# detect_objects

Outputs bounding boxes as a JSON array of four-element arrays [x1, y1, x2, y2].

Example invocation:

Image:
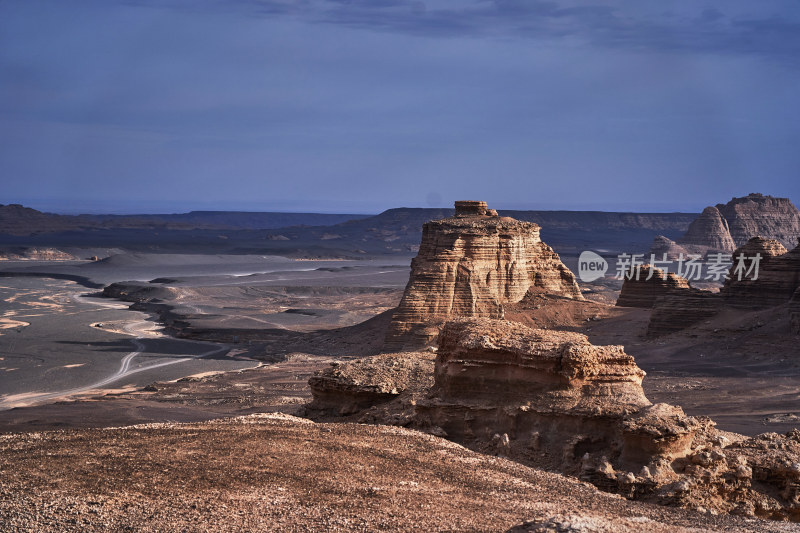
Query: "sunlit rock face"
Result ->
[[415, 318, 695, 472], [428, 318, 649, 413], [384, 201, 582, 351]]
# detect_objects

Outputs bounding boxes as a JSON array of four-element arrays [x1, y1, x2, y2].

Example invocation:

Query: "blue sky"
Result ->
[[1, 0, 799, 214]]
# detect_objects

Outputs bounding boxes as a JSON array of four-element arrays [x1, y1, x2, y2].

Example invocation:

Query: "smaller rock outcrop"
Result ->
[[430, 318, 649, 412], [645, 292, 722, 338], [415, 318, 665, 472], [647, 236, 689, 261], [679, 206, 736, 253], [627, 237, 800, 336], [615, 265, 692, 308], [723, 237, 798, 309], [307, 353, 434, 416], [619, 403, 703, 467], [311, 318, 800, 520]]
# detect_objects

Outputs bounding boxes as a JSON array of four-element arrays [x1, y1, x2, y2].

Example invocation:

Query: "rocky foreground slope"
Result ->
[[1, 413, 793, 533], [385, 201, 582, 350], [311, 317, 800, 522]]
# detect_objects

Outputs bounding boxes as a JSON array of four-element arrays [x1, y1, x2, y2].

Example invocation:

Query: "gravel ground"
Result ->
[[1, 413, 796, 533]]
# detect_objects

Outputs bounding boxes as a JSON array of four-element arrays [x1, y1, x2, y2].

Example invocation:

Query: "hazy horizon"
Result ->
[[5, 194, 786, 216]]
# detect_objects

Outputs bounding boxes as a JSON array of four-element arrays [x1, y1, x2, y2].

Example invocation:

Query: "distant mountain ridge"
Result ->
[[0, 203, 698, 257], [0, 204, 371, 236]]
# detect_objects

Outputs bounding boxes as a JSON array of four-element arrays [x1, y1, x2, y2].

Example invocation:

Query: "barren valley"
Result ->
[[1, 196, 800, 531]]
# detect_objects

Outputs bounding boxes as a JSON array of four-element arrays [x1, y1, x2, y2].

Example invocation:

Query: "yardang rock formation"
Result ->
[[650, 193, 800, 257], [312, 317, 800, 520], [384, 201, 582, 350], [619, 237, 800, 336]]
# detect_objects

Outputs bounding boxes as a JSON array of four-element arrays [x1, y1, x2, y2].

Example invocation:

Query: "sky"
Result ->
[[1, 0, 799, 214]]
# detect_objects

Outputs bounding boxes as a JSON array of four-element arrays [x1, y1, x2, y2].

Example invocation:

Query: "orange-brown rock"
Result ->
[[429, 318, 648, 412], [384, 201, 582, 350], [313, 317, 800, 520], [636, 237, 800, 336], [616, 265, 692, 308], [619, 403, 703, 467], [415, 318, 660, 471]]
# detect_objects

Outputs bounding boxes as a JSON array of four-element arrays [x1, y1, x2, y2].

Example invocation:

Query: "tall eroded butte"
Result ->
[[384, 201, 582, 350]]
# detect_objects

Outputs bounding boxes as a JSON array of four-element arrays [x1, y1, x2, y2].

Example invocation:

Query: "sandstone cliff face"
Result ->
[[616, 265, 692, 308], [384, 201, 582, 350], [419, 318, 800, 520], [415, 318, 669, 471], [679, 206, 736, 253], [674, 194, 800, 254], [723, 237, 799, 309], [430, 318, 649, 413], [719, 193, 800, 249], [613, 265, 722, 338], [632, 237, 800, 336]]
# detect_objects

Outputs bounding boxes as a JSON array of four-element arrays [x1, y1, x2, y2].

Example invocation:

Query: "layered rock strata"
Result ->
[[311, 317, 800, 519], [623, 237, 800, 336], [645, 292, 722, 337], [415, 318, 672, 470], [307, 352, 434, 416], [684, 194, 800, 253], [723, 237, 799, 309], [649, 194, 800, 258], [418, 318, 800, 519], [719, 193, 800, 249], [384, 201, 582, 350], [615, 265, 723, 336], [615, 265, 692, 308], [679, 206, 736, 253]]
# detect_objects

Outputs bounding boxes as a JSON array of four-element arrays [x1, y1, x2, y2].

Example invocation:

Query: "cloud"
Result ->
[[123, 0, 800, 60]]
